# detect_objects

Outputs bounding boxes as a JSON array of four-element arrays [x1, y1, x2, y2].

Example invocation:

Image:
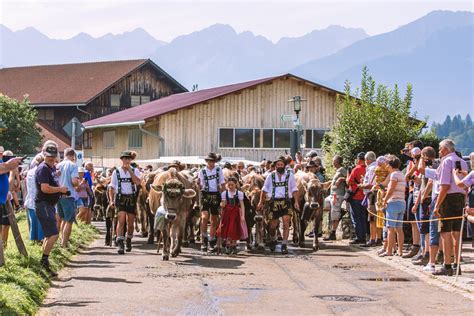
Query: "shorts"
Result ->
[[0, 203, 10, 225], [201, 192, 221, 216], [115, 194, 137, 214], [406, 192, 415, 221], [77, 197, 89, 208], [35, 200, 59, 237], [386, 200, 406, 228], [418, 199, 431, 235], [439, 193, 465, 233], [57, 197, 77, 223], [330, 195, 344, 221], [265, 199, 290, 221], [367, 191, 376, 221]]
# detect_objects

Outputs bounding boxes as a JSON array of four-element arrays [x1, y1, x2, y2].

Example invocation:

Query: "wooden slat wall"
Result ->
[[158, 77, 336, 161]]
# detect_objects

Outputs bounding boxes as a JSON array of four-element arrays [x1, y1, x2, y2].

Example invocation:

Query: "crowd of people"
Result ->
[[0, 137, 473, 279]]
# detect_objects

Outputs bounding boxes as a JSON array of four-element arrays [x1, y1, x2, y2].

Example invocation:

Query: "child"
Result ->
[[76, 167, 92, 223], [217, 177, 246, 254]]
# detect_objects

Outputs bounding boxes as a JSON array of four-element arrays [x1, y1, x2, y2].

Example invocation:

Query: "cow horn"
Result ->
[[183, 189, 196, 199]]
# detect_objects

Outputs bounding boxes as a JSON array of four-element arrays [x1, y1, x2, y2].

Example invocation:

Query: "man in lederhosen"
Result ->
[[108, 151, 141, 254], [198, 152, 225, 252], [257, 156, 299, 254]]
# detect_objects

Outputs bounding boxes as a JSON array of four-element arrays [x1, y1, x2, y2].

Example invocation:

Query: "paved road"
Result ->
[[40, 223, 474, 315]]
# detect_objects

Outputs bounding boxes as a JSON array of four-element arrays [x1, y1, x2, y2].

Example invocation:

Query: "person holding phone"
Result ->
[[35, 142, 69, 276], [431, 139, 468, 276]]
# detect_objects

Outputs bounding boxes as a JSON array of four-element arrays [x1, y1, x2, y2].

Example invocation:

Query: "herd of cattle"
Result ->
[[92, 167, 334, 261]]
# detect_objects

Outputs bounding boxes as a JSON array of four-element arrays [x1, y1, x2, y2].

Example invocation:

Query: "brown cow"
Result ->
[[299, 178, 325, 251], [151, 177, 196, 260]]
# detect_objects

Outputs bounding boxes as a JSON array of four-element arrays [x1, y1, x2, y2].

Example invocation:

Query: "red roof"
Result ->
[[0, 59, 186, 105], [36, 121, 71, 152], [84, 74, 340, 128]]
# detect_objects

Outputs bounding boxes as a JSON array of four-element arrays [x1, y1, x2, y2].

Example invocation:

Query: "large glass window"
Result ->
[[305, 129, 313, 149], [235, 129, 253, 148], [219, 128, 233, 147], [313, 130, 326, 148], [274, 129, 291, 148], [262, 129, 273, 148], [83, 131, 92, 149]]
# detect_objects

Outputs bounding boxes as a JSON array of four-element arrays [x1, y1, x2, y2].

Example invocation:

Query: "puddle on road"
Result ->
[[332, 263, 367, 270], [313, 295, 376, 302], [359, 277, 418, 282], [147, 271, 255, 279]]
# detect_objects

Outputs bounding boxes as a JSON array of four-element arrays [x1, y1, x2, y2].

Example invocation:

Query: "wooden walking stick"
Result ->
[[0, 235, 5, 266], [455, 214, 465, 281], [6, 200, 28, 257]]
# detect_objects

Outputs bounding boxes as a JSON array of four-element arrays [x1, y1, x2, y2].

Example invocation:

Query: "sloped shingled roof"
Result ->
[[0, 59, 186, 105], [84, 74, 341, 128]]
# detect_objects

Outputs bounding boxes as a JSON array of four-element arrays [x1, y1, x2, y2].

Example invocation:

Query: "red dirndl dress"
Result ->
[[217, 190, 242, 241]]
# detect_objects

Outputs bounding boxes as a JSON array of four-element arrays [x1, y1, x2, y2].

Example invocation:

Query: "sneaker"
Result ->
[[41, 260, 58, 277], [413, 255, 429, 266], [402, 245, 420, 259], [323, 232, 336, 241], [126, 238, 132, 252], [453, 264, 462, 276], [432, 267, 454, 276], [281, 244, 288, 255], [376, 248, 387, 255], [423, 264, 436, 273], [411, 253, 424, 261], [360, 240, 376, 248]]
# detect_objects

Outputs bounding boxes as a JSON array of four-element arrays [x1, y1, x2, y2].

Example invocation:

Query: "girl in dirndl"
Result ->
[[217, 177, 247, 255]]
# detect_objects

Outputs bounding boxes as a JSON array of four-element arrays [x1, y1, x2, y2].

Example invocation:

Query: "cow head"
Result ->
[[151, 179, 196, 221], [305, 179, 322, 209]]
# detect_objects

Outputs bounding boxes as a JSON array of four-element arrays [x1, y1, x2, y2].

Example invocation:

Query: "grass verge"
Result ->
[[0, 211, 99, 315]]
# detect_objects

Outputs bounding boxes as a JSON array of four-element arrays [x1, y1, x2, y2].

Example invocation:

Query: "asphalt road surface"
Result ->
[[40, 222, 474, 315]]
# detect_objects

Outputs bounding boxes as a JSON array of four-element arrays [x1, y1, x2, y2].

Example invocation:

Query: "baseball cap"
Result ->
[[44, 145, 58, 157], [357, 152, 366, 160]]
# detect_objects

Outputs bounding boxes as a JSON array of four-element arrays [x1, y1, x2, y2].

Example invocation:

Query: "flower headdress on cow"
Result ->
[[163, 179, 185, 198]]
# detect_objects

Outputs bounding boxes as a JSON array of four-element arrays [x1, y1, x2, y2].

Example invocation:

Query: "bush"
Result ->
[[0, 212, 98, 315]]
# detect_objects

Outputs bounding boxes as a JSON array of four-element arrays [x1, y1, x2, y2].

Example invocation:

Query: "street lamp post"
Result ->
[[288, 96, 306, 160]]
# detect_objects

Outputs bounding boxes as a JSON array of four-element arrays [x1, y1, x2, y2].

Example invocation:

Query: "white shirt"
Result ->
[[425, 167, 440, 197], [109, 167, 141, 195], [363, 161, 377, 194], [263, 171, 298, 200], [221, 189, 244, 202], [25, 167, 38, 209], [198, 166, 225, 192]]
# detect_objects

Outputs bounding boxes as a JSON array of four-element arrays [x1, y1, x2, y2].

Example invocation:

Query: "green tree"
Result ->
[[0, 94, 41, 154], [322, 67, 425, 171]]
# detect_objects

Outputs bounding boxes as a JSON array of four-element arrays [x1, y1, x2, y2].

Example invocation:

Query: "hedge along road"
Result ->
[[39, 222, 474, 315]]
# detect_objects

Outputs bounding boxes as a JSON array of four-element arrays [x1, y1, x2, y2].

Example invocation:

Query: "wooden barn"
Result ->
[[83, 74, 342, 167], [0, 59, 187, 149]]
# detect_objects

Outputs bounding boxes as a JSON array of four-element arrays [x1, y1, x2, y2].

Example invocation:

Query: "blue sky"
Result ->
[[1, 1, 472, 42]]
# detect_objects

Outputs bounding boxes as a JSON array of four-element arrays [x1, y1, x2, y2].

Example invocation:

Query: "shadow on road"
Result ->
[[178, 255, 245, 269], [71, 276, 142, 284], [41, 300, 99, 308]]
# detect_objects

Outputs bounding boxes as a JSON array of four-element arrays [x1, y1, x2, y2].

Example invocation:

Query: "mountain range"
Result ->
[[0, 10, 472, 122]]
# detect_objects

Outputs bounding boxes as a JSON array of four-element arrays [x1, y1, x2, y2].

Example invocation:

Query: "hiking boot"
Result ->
[[281, 244, 288, 255], [126, 238, 132, 252], [436, 251, 444, 264], [41, 259, 58, 277], [323, 231, 336, 241], [402, 245, 420, 259], [209, 239, 218, 253], [201, 237, 208, 252], [432, 266, 453, 276], [117, 239, 125, 255]]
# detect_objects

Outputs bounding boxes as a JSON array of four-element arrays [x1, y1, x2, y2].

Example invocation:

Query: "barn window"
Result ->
[[262, 129, 273, 148], [312, 129, 326, 148], [128, 129, 142, 148], [219, 128, 233, 147], [103, 131, 115, 149], [141, 95, 150, 104], [37, 109, 54, 120], [131, 95, 141, 107], [110, 94, 120, 107], [234, 129, 254, 148], [83, 130, 92, 149], [305, 129, 313, 149], [274, 129, 291, 148]]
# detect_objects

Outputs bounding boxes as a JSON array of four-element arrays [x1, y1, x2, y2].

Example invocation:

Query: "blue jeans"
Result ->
[[386, 200, 405, 228], [28, 208, 44, 241], [429, 196, 439, 246], [349, 200, 367, 241]]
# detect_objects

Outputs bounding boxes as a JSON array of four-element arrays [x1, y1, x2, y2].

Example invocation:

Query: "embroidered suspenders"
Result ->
[[271, 170, 291, 199], [225, 190, 240, 206], [202, 167, 221, 192], [116, 167, 136, 196]]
